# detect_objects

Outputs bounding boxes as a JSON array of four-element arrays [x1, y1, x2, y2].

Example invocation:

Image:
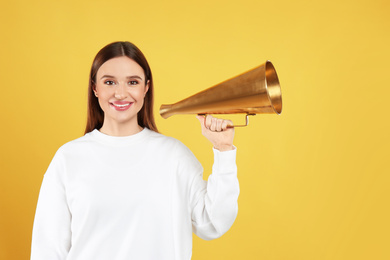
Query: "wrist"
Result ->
[[214, 144, 234, 151]]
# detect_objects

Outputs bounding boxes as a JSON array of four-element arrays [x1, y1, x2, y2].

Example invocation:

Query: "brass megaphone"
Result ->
[[159, 61, 282, 126]]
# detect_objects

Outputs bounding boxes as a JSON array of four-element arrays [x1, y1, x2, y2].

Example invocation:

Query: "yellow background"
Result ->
[[1, 0, 389, 259]]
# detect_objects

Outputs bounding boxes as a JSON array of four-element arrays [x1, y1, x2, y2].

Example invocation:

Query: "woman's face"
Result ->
[[94, 56, 149, 129]]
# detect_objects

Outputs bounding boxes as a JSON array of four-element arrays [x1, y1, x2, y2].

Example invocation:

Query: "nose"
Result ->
[[114, 82, 127, 99]]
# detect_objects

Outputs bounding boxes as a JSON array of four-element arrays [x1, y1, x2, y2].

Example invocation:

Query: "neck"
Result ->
[[99, 121, 143, 137]]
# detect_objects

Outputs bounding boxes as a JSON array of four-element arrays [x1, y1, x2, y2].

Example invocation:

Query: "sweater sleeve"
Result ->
[[31, 150, 71, 260], [190, 147, 239, 240]]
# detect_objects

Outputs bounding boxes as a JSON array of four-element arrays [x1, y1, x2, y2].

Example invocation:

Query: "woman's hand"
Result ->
[[196, 115, 235, 151]]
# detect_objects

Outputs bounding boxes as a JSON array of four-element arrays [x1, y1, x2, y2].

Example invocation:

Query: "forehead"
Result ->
[[97, 56, 145, 78]]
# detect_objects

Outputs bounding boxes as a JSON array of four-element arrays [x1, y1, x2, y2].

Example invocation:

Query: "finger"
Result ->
[[210, 117, 217, 131], [196, 115, 206, 128], [216, 118, 223, 132], [205, 115, 213, 130], [222, 119, 233, 130]]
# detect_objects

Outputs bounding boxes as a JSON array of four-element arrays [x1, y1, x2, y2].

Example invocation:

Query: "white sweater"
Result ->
[[31, 128, 239, 260]]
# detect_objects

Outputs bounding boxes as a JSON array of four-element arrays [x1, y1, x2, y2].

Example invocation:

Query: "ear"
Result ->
[[144, 80, 150, 96], [92, 85, 98, 97]]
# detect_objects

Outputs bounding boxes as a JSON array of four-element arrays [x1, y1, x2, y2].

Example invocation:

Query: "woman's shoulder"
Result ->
[[53, 128, 192, 157], [145, 129, 198, 159], [144, 129, 188, 150], [53, 132, 97, 156]]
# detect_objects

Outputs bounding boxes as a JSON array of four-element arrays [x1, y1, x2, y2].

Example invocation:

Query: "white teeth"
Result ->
[[113, 103, 130, 107]]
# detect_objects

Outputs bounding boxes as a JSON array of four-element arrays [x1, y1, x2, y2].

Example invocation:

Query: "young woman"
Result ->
[[31, 41, 239, 260]]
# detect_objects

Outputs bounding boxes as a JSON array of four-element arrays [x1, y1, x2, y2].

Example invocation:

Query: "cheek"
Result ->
[[96, 97, 108, 112], [96, 86, 112, 100], [134, 87, 147, 100], [95, 90, 112, 110]]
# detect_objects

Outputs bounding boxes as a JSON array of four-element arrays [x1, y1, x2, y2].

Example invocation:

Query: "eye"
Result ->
[[104, 80, 116, 86], [128, 80, 139, 86]]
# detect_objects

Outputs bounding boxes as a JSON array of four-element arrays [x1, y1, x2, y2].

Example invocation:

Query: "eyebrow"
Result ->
[[100, 75, 144, 80]]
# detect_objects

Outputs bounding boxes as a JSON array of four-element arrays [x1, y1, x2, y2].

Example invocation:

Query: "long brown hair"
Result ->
[[85, 41, 158, 134]]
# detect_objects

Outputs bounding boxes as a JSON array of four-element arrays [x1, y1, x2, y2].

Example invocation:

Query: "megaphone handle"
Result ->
[[198, 113, 255, 128], [226, 113, 256, 128]]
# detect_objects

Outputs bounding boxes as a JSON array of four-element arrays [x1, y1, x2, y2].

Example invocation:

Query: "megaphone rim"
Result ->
[[265, 60, 283, 115]]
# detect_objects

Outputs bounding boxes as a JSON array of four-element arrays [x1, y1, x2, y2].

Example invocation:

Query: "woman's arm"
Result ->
[[190, 115, 239, 240], [31, 151, 71, 260]]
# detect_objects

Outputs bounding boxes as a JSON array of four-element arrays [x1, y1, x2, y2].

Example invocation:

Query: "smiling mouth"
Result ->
[[112, 103, 131, 107], [111, 102, 133, 110]]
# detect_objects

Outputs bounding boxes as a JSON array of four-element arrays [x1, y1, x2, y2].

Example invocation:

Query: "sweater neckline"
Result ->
[[88, 128, 150, 146]]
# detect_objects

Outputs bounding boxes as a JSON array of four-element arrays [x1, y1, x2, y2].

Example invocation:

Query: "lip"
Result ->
[[110, 101, 133, 111]]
